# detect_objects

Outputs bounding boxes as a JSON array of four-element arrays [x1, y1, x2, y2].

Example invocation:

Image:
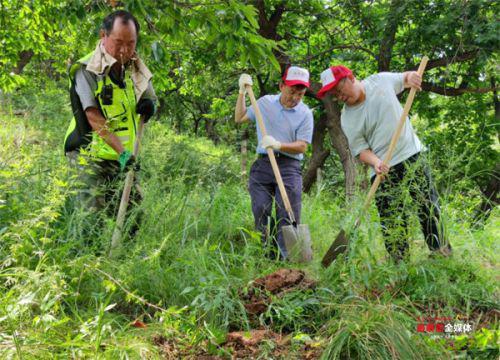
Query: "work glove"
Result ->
[[118, 150, 136, 172], [261, 135, 281, 150], [239, 74, 253, 94], [136, 98, 156, 123]]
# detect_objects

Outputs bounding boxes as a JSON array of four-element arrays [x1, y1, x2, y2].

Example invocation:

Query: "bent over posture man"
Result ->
[[317, 65, 452, 262], [64, 10, 156, 211], [235, 67, 314, 259]]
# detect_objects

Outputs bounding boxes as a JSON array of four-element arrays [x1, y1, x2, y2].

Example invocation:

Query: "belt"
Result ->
[[258, 152, 297, 160]]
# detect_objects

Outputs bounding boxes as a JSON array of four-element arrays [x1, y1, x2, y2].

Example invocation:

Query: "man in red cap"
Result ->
[[235, 66, 314, 260], [317, 65, 451, 261]]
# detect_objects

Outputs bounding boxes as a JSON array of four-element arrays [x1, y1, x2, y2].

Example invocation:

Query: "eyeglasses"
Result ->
[[331, 78, 349, 99]]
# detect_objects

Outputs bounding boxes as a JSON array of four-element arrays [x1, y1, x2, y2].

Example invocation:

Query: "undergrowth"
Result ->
[[0, 85, 498, 359]]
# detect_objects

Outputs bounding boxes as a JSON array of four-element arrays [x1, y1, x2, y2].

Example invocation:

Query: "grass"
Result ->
[[0, 85, 498, 358]]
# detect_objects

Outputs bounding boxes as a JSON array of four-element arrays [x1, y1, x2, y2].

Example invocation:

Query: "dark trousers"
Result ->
[[248, 155, 302, 259], [67, 151, 142, 236], [67, 151, 138, 212], [372, 153, 450, 260]]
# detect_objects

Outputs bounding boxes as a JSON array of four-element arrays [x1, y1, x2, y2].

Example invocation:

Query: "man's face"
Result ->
[[101, 18, 137, 65], [329, 76, 359, 105], [279, 83, 307, 108]]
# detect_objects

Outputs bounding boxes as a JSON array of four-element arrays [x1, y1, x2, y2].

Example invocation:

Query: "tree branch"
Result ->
[[256, 0, 285, 40], [422, 82, 496, 96], [411, 50, 479, 71], [296, 44, 377, 64], [378, 0, 405, 72]]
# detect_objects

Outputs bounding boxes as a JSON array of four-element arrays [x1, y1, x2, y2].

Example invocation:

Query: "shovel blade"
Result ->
[[282, 224, 312, 263], [321, 229, 349, 268]]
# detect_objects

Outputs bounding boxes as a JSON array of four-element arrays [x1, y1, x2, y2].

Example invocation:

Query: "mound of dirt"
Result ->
[[224, 329, 321, 359], [225, 329, 286, 357], [152, 269, 321, 359], [152, 330, 321, 359], [241, 268, 317, 316]]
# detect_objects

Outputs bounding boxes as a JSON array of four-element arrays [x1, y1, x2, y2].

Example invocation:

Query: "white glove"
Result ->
[[261, 135, 281, 150], [239, 73, 253, 94]]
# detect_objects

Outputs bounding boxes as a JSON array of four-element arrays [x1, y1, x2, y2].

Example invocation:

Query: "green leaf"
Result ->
[[240, 5, 259, 29]]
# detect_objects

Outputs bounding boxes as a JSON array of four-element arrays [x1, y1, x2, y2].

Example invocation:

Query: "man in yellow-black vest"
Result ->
[[64, 10, 156, 210]]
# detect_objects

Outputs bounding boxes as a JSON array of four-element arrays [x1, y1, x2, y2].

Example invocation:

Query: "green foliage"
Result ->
[[0, 85, 498, 358], [321, 299, 441, 359], [262, 288, 323, 333]]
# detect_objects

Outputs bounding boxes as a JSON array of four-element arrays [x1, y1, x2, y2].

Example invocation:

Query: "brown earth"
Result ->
[[241, 268, 317, 317], [153, 330, 322, 359], [152, 269, 321, 359]]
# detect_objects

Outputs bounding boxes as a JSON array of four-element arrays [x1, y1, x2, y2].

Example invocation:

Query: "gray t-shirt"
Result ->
[[341, 72, 422, 175], [246, 94, 314, 161], [74, 67, 157, 111]]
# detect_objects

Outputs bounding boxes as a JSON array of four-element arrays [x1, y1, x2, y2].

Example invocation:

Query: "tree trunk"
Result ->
[[204, 119, 219, 144], [322, 97, 357, 199], [193, 117, 200, 136], [14, 50, 34, 74], [377, 0, 404, 72], [303, 113, 330, 193], [473, 80, 500, 227], [473, 162, 500, 227], [254, 1, 357, 198]]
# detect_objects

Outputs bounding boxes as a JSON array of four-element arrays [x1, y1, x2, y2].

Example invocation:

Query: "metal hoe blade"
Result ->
[[321, 229, 349, 268], [283, 224, 312, 263]]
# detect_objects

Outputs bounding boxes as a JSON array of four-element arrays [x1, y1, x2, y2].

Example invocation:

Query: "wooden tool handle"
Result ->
[[362, 57, 429, 212], [132, 117, 145, 157], [246, 86, 296, 224], [109, 116, 145, 257]]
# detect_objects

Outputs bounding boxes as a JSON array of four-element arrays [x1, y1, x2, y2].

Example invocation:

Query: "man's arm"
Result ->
[[86, 107, 125, 154], [235, 74, 253, 123], [142, 80, 158, 102], [359, 149, 389, 175], [402, 71, 422, 90], [235, 92, 249, 123], [280, 140, 307, 154], [287, 109, 313, 154]]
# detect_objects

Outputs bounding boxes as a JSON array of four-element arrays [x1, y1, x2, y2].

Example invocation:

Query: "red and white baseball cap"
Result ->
[[282, 66, 310, 88], [316, 65, 353, 99]]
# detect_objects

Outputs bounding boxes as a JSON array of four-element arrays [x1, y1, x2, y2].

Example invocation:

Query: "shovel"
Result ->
[[246, 85, 312, 263], [321, 56, 429, 268], [109, 115, 145, 258]]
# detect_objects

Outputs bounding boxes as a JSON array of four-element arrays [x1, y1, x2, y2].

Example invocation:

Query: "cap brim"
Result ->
[[283, 80, 310, 88], [316, 81, 338, 99]]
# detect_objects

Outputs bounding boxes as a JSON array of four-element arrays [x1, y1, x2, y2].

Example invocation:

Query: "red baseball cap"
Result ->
[[282, 66, 310, 88], [316, 65, 353, 99]]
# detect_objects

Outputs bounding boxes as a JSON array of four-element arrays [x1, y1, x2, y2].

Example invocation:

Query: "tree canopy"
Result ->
[[1, 0, 498, 209]]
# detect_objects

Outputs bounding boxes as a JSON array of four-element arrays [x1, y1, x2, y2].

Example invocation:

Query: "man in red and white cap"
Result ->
[[317, 65, 451, 261], [235, 66, 314, 260]]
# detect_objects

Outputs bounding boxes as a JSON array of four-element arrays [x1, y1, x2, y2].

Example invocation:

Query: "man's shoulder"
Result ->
[[298, 101, 313, 117], [73, 65, 97, 83], [364, 73, 383, 86], [259, 94, 279, 103], [69, 51, 96, 76], [366, 72, 401, 86]]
